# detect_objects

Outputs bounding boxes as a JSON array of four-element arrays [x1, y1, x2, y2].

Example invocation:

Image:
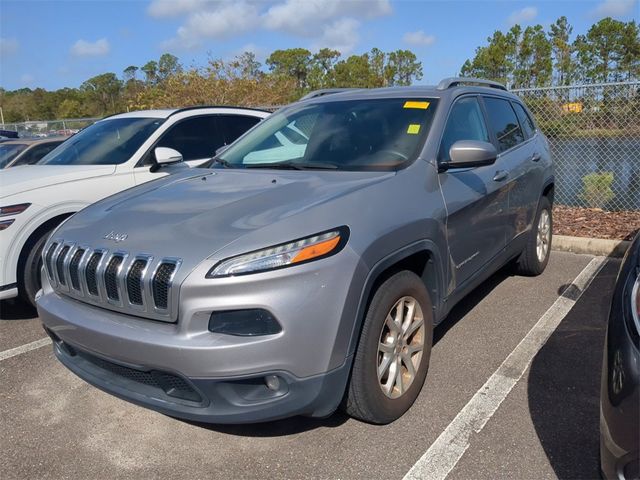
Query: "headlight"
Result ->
[[207, 227, 348, 278], [0, 203, 31, 217], [0, 219, 15, 231]]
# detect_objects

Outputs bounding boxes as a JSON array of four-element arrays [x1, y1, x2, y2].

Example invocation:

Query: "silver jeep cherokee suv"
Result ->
[[38, 78, 554, 424]]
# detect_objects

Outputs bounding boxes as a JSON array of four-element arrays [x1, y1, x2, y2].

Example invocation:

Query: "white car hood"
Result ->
[[0, 165, 116, 199]]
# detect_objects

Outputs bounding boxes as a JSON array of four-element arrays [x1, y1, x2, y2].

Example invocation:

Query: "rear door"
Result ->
[[481, 96, 534, 243], [438, 95, 510, 289]]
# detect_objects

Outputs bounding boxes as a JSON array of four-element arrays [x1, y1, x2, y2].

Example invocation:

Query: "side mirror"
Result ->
[[445, 140, 497, 169], [215, 144, 229, 156], [155, 147, 183, 165]]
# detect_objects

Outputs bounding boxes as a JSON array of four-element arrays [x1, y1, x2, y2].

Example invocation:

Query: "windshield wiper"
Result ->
[[244, 161, 338, 170], [211, 157, 232, 168]]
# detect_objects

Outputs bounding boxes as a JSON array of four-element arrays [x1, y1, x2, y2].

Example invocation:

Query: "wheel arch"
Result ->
[[346, 240, 446, 359]]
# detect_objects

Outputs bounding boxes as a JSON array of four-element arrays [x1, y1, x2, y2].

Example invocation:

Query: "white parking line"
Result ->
[[0, 337, 52, 362], [403, 256, 606, 480]]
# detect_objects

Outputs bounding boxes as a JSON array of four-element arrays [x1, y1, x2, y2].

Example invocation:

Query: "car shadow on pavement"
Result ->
[[527, 258, 619, 479], [434, 266, 513, 345], [0, 298, 37, 320], [186, 411, 350, 437]]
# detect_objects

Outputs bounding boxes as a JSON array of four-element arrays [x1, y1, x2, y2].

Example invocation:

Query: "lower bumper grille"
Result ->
[[68, 344, 201, 403]]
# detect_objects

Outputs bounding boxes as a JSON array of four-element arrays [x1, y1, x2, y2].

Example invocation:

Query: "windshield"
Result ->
[[39, 117, 164, 165], [213, 98, 438, 171], [0, 144, 28, 169]]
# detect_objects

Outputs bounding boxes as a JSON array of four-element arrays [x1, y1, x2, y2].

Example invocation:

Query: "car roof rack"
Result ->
[[299, 88, 363, 101], [436, 77, 508, 91]]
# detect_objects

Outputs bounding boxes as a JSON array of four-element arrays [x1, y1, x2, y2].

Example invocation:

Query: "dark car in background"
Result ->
[[601, 232, 640, 479], [0, 137, 68, 169]]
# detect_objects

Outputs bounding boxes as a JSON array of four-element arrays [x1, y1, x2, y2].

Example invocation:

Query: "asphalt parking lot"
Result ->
[[0, 251, 619, 479]]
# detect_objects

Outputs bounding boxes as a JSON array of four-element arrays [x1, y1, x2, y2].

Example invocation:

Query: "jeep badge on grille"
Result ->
[[103, 231, 128, 243]]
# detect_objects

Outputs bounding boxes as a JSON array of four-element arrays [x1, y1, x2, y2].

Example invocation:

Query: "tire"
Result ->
[[343, 270, 433, 424], [515, 196, 552, 276], [18, 228, 53, 309]]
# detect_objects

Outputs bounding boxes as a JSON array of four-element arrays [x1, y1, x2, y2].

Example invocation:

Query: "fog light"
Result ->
[[265, 375, 280, 391], [208, 309, 282, 336]]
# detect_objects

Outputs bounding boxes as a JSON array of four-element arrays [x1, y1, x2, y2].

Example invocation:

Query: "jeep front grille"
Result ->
[[44, 240, 181, 322]]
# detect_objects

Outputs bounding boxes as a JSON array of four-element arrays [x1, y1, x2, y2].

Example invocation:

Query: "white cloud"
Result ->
[[162, 1, 260, 50], [507, 6, 538, 26], [20, 73, 35, 85], [312, 18, 360, 54], [156, 0, 393, 52], [70, 38, 110, 57], [147, 0, 207, 18], [264, 0, 391, 36], [0, 37, 19, 56], [403, 30, 436, 47], [590, 0, 637, 18]]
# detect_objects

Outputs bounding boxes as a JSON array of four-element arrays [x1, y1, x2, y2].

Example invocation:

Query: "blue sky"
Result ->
[[1, 0, 638, 90]]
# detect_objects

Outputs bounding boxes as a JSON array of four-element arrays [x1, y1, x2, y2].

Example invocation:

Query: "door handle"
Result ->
[[493, 170, 509, 182], [531, 153, 541, 162]]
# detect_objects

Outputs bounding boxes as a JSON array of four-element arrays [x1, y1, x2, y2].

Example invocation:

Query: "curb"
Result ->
[[552, 234, 630, 258]]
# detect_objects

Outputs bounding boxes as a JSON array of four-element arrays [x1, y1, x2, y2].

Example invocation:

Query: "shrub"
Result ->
[[579, 172, 615, 208]]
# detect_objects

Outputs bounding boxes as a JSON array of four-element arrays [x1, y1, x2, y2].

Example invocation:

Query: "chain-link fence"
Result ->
[[512, 81, 640, 212], [0, 118, 99, 138]]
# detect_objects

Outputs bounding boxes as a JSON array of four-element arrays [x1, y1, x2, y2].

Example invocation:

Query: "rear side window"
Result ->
[[218, 115, 261, 145], [156, 116, 225, 161], [438, 97, 490, 162], [483, 97, 525, 152], [512, 102, 536, 138]]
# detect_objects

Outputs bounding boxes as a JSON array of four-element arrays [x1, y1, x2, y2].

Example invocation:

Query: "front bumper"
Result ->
[[45, 327, 350, 423], [37, 246, 365, 422]]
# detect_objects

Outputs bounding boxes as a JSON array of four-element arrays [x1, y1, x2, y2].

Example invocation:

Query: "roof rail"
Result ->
[[437, 77, 507, 91], [299, 88, 362, 101], [168, 105, 272, 116]]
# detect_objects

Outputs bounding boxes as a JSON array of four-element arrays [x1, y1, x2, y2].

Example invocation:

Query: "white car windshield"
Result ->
[[39, 117, 164, 165]]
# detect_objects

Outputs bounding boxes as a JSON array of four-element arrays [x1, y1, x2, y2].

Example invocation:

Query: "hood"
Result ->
[[55, 168, 394, 271], [0, 164, 115, 199]]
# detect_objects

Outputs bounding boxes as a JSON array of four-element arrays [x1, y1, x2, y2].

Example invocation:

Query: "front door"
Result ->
[[437, 96, 510, 290]]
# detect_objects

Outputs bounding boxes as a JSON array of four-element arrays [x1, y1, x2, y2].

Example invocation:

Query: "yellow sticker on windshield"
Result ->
[[404, 101, 430, 109], [407, 124, 421, 134]]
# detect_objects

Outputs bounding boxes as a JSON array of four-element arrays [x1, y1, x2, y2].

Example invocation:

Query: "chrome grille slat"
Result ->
[[152, 262, 177, 310], [44, 239, 180, 323], [126, 258, 148, 306], [85, 251, 103, 296], [68, 248, 86, 291], [104, 255, 124, 301], [55, 245, 70, 287]]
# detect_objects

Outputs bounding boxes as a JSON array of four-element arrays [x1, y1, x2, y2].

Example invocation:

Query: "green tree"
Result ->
[[333, 53, 373, 88], [158, 53, 182, 81], [307, 48, 341, 89], [141, 60, 158, 84], [266, 48, 313, 89], [514, 25, 552, 88], [81, 72, 122, 114], [123, 65, 138, 82], [385, 49, 423, 86], [574, 18, 640, 83], [549, 16, 575, 85], [57, 98, 83, 119]]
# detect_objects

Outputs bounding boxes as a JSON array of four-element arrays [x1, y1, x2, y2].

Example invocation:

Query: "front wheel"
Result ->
[[515, 196, 552, 276], [342, 270, 433, 424], [18, 228, 53, 309]]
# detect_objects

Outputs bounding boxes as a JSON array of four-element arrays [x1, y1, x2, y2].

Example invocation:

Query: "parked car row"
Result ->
[[1, 78, 637, 477]]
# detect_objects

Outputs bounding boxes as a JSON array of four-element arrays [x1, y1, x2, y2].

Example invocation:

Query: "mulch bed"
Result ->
[[553, 205, 640, 241]]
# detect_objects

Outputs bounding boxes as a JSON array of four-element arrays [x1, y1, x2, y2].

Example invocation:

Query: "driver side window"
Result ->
[[438, 97, 489, 162]]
